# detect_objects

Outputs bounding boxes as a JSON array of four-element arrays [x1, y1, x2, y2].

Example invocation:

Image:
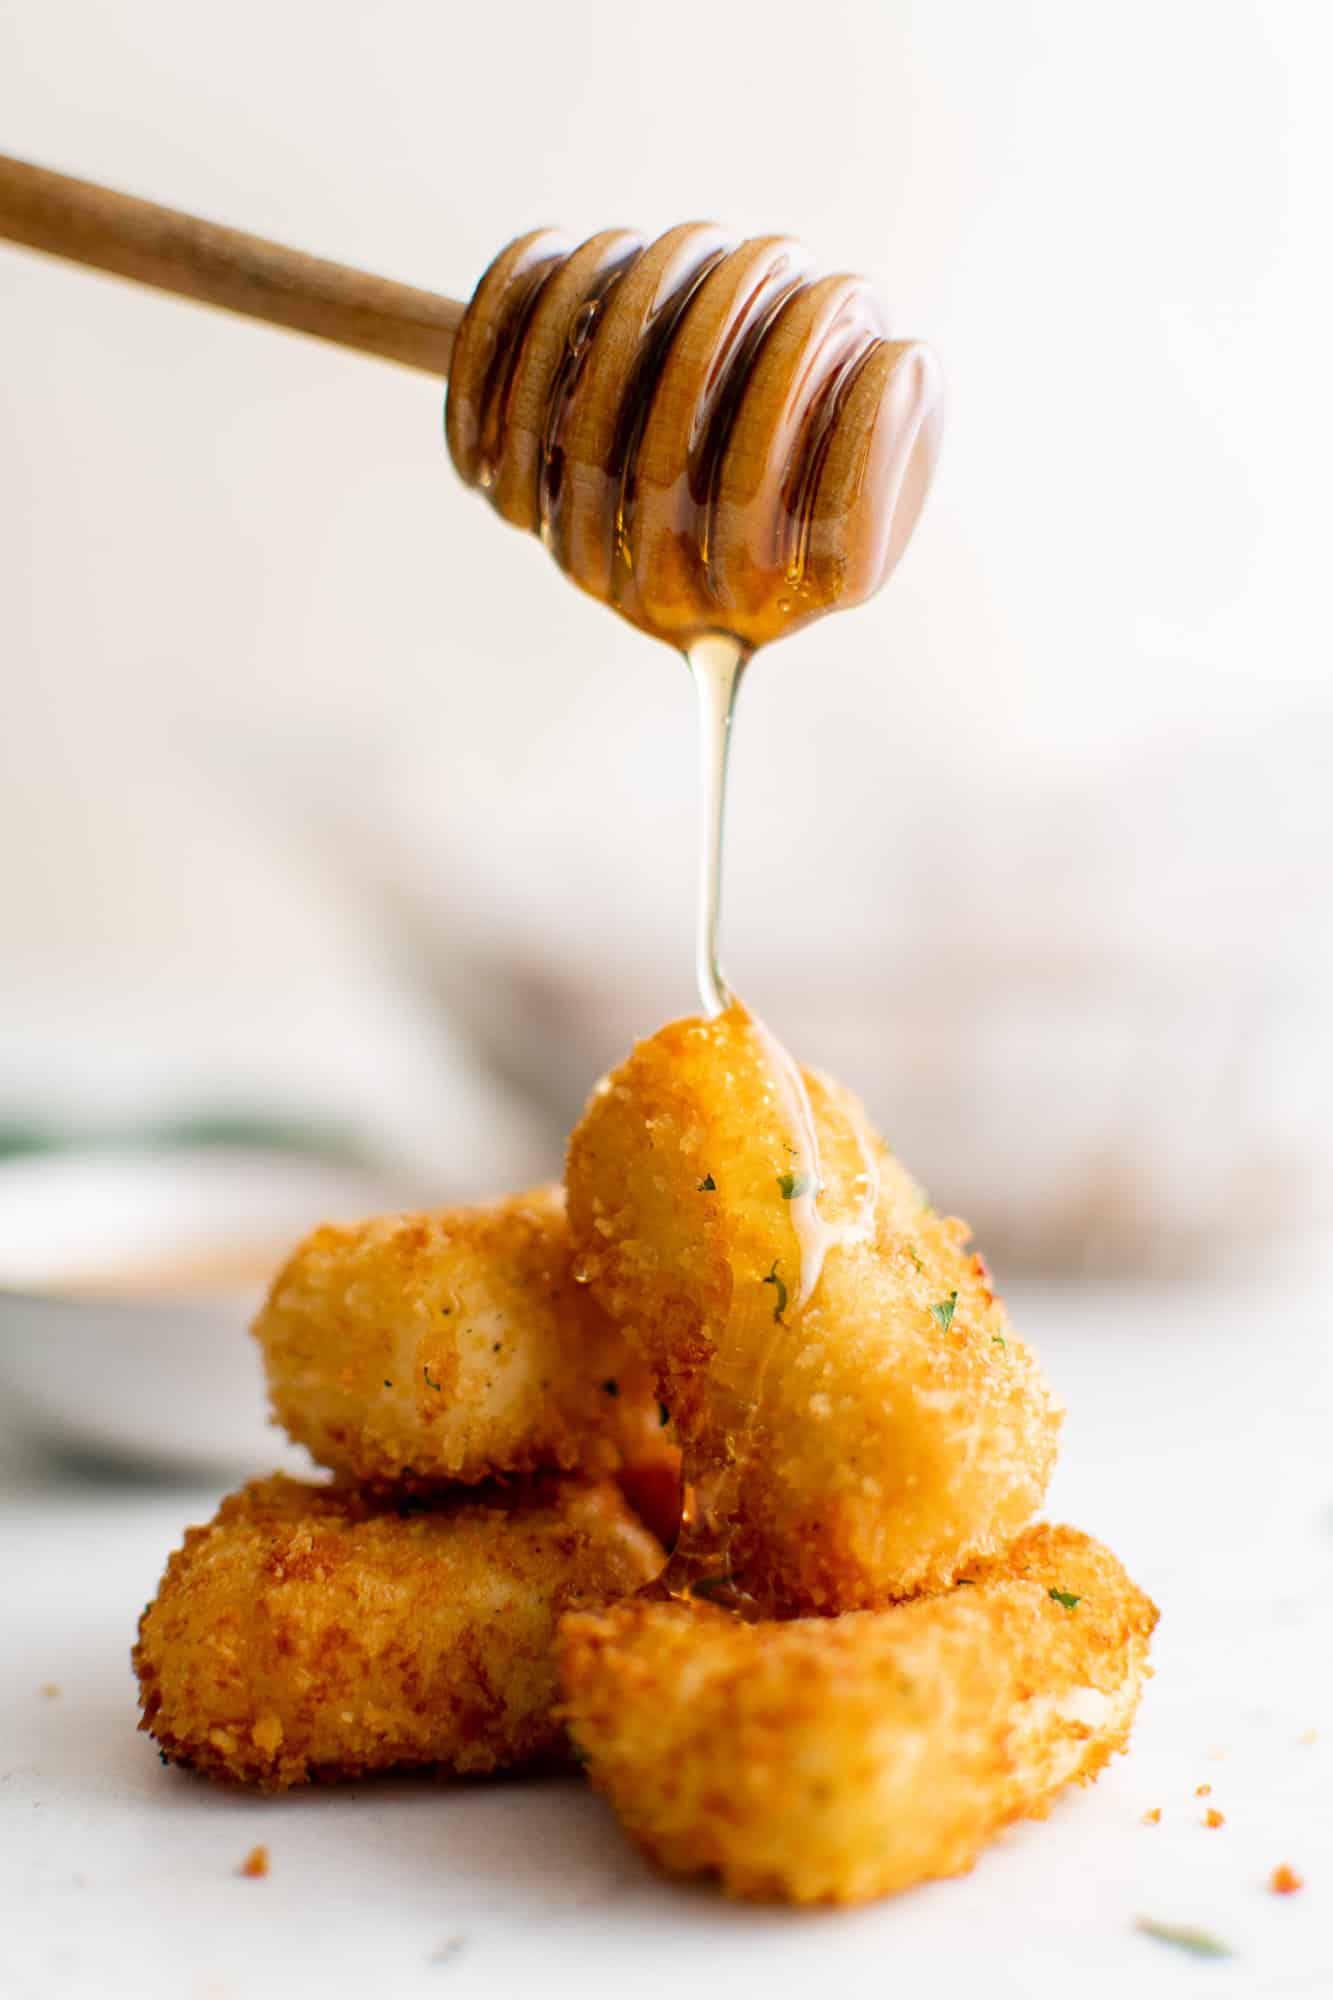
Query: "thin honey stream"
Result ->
[[657, 641, 883, 1609], [686, 634, 746, 1020]]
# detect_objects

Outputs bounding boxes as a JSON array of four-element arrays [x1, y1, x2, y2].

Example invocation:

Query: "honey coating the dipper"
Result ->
[[446, 225, 942, 653]]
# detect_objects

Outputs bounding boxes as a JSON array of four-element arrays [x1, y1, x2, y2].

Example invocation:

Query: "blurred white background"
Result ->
[[2, 0, 1329, 1273]]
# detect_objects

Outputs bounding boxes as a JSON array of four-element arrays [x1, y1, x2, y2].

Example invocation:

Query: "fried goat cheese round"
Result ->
[[565, 1008, 1062, 1613], [559, 1523, 1157, 1905], [254, 1187, 654, 1487], [134, 1474, 664, 1788]]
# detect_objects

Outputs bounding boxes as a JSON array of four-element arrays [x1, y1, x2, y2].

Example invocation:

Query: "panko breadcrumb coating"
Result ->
[[135, 1474, 663, 1788], [566, 1008, 1061, 1612], [559, 1523, 1157, 1905], [254, 1186, 655, 1487]]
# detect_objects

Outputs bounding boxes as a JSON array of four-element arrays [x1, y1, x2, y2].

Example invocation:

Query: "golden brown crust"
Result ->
[[134, 1474, 663, 1788], [558, 1523, 1158, 1905], [253, 1186, 655, 1488], [566, 1010, 1062, 1612]]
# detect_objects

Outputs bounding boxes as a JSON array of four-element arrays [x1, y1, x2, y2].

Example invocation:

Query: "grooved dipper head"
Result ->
[[447, 224, 942, 653]]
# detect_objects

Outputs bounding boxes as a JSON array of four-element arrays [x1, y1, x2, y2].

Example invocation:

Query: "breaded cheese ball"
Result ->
[[566, 1008, 1061, 1613], [135, 1474, 663, 1788], [254, 1186, 654, 1487], [559, 1523, 1157, 1905]]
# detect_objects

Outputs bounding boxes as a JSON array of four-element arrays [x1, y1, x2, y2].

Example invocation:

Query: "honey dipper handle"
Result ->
[[0, 153, 466, 375]]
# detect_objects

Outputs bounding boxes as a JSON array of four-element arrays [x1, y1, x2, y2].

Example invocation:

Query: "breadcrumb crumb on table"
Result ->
[[39, 1683, 60, 1698], [1142, 1807, 1161, 1824], [1270, 1864, 1304, 1894], [238, 1845, 269, 1879], [1203, 1807, 1225, 1828]]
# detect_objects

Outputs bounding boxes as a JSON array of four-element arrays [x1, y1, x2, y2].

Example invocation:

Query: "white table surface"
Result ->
[[2, 1275, 1330, 2000]]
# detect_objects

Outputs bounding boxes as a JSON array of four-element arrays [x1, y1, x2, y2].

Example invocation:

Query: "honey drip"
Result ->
[[654, 657, 884, 1604], [661, 578, 886, 1609], [447, 226, 940, 1604], [687, 635, 747, 1020], [657, 998, 883, 1610], [748, 1012, 881, 1310], [686, 641, 879, 1305]]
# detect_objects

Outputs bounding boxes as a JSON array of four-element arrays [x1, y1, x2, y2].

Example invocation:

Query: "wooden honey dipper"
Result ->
[[1, 155, 942, 653]]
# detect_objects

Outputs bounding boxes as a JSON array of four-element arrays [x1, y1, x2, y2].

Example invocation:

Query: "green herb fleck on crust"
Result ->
[[601, 1378, 619, 1397], [763, 1260, 788, 1325], [777, 1171, 814, 1201], [930, 1291, 958, 1332], [423, 1365, 443, 1393], [1048, 1587, 1081, 1611], [658, 1401, 670, 1427], [697, 1174, 716, 1192]]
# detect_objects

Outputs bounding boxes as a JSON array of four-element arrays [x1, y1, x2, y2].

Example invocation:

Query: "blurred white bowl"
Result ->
[[0, 1145, 400, 1477]]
